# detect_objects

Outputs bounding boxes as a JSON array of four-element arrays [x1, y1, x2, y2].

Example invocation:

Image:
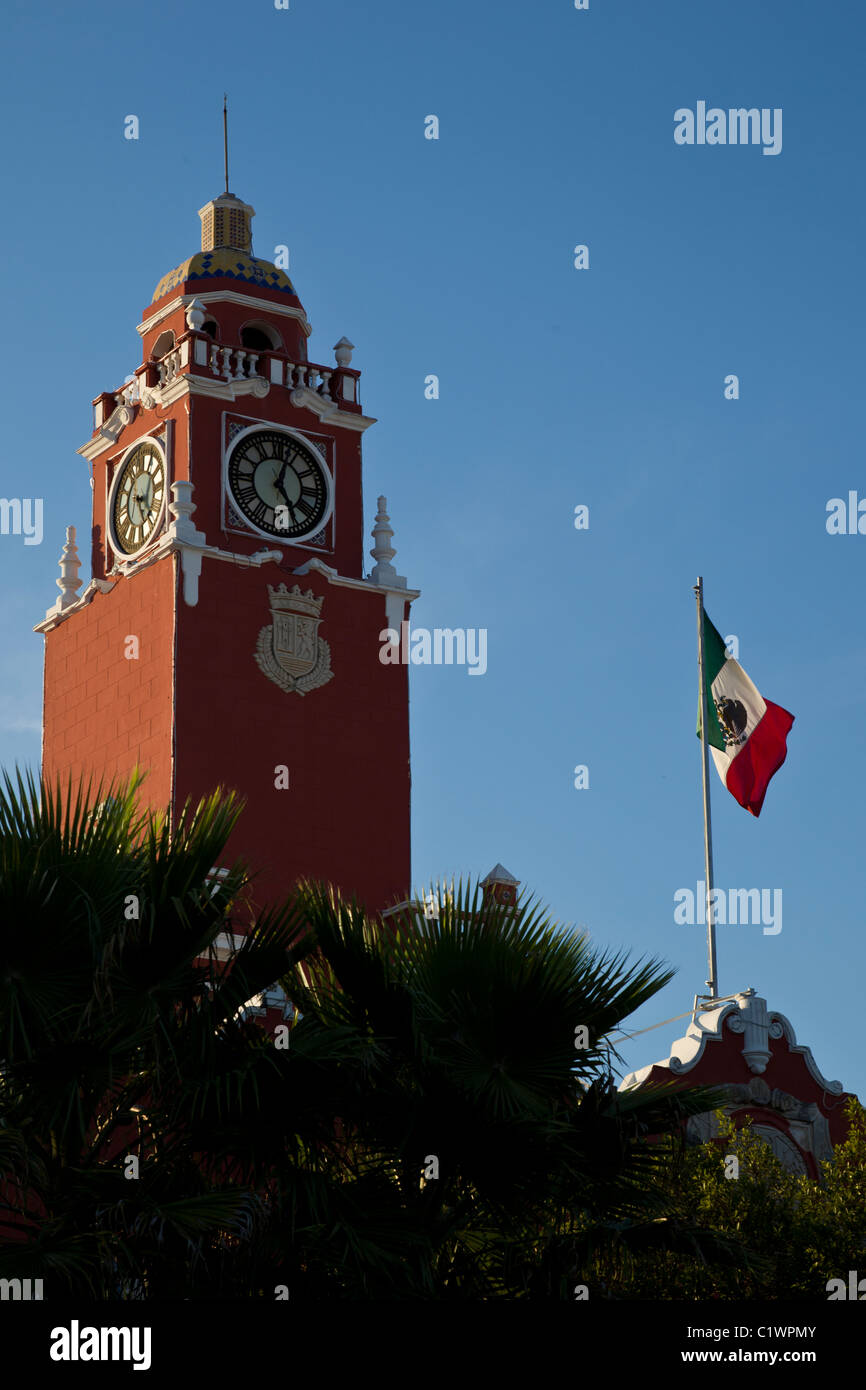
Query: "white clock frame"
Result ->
[[107, 435, 169, 561], [223, 422, 334, 545]]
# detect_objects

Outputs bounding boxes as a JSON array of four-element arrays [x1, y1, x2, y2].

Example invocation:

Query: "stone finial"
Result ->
[[186, 298, 207, 331], [168, 480, 196, 531], [56, 525, 82, 610], [369, 496, 406, 589], [334, 337, 355, 368], [370, 495, 394, 566]]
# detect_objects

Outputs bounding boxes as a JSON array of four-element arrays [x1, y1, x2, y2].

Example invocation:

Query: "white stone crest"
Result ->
[[255, 584, 333, 696]]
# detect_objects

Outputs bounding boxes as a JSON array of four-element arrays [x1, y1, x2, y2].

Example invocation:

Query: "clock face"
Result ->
[[227, 429, 329, 539], [111, 441, 166, 555]]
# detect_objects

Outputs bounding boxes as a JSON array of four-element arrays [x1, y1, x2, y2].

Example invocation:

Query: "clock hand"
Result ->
[[274, 466, 297, 517], [272, 467, 294, 512], [132, 479, 151, 521]]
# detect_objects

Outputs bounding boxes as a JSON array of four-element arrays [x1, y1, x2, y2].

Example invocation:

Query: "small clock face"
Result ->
[[111, 441, 166, 555], [227, 429, 329, 539]]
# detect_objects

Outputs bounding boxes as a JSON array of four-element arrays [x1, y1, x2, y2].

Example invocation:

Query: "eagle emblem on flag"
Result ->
[[714, 696, 748, 747]]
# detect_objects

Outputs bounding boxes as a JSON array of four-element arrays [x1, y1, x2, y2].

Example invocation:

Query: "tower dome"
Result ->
[[150, 191, 302, 311]]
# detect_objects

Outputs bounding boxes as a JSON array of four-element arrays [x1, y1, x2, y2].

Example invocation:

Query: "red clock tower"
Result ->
[[36, 189, 419, 914]]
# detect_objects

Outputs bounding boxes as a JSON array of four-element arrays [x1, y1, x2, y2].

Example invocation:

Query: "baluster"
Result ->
[[319, 369, 333, 400], [220, 346, 233, 378]]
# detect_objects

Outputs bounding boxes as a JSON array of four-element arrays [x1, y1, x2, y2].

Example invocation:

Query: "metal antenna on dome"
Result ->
[[223, 94, 229, 194]]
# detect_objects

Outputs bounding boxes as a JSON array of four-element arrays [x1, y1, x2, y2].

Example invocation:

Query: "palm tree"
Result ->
[[0, 769, 271, 1297], [0, 771, 729, 1299], [264, 880, 732, 1299]]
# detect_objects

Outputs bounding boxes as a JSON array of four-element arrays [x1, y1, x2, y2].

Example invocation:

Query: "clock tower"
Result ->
[[36, 189, 419, 914]]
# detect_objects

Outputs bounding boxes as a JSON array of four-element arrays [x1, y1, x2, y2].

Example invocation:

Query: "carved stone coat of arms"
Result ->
[[255, 584, 333, 696]]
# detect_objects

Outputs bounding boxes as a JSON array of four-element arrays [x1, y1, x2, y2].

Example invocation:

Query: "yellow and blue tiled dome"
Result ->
[[153, 249, 296, 302], [151, 191, 299, 303]]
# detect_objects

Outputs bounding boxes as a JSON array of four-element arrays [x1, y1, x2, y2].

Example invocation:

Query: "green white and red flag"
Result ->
[[698, 612, 794, 818]]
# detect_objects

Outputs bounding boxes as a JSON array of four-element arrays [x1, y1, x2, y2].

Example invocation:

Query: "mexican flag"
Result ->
[[698, 612, 794, 817]]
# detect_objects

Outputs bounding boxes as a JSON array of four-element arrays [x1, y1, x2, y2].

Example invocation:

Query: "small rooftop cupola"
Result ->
[[481, 863, 520, 907], [149, 187, 301, 309], [198, 191, 255, 254]]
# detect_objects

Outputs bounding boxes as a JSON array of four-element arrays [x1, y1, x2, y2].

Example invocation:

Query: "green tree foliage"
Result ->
[[0, 771, 745, 1299], [590, 1100, 866, 1299]]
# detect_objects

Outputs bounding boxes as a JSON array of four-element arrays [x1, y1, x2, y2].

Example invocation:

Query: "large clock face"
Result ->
[[227, 429, 329, 539], [111, 441, 166, 555]]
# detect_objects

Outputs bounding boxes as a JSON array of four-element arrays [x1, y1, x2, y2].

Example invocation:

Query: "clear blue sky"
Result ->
[[1, 0, 863, 1097]]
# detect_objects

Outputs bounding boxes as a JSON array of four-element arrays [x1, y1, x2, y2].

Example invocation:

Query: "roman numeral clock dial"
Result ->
[[227, 429, 329, 540], [109, 440, 167, 556]]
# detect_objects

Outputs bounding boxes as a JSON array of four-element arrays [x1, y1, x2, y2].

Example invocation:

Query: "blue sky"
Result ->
[[1, 0, 863, 1097]]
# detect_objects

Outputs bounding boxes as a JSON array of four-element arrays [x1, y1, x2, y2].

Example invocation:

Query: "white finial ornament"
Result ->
[[333, 337, 355, 368], [56, 525, 82, 610], [168, 480, 200, 538], [186, 298, 207, 331], [369, 496, 406, 588]]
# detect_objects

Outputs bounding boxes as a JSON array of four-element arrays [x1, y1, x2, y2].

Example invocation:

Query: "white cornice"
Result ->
[[79, 432, 120, 463], [78, 374, 374, 460], [766, 1009, 844, 1096], [292, 555, 419, 602], [137, 295, 185, 335], [76, 401, 137, 461], [34, 577, 115, 633], [35, 538, 286, 628], [619, 991, 844, 1096], [159, 373, 272, 406], [137, 290, 312, 339], [288, 385, 376, 432], [293, 556, 419, 630], [36, 538, 418, 632]]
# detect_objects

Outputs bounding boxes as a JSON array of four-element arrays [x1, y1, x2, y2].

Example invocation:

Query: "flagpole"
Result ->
[[694, 577, 719, 1000], [223, 94, 229, 193]]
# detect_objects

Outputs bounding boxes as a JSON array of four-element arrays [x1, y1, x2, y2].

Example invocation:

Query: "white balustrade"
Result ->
[[177, 337, 343, 402], [157, 349, 181, 386]]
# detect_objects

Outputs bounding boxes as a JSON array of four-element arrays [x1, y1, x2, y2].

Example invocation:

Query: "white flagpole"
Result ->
[[694, 577, 719, 1000]]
